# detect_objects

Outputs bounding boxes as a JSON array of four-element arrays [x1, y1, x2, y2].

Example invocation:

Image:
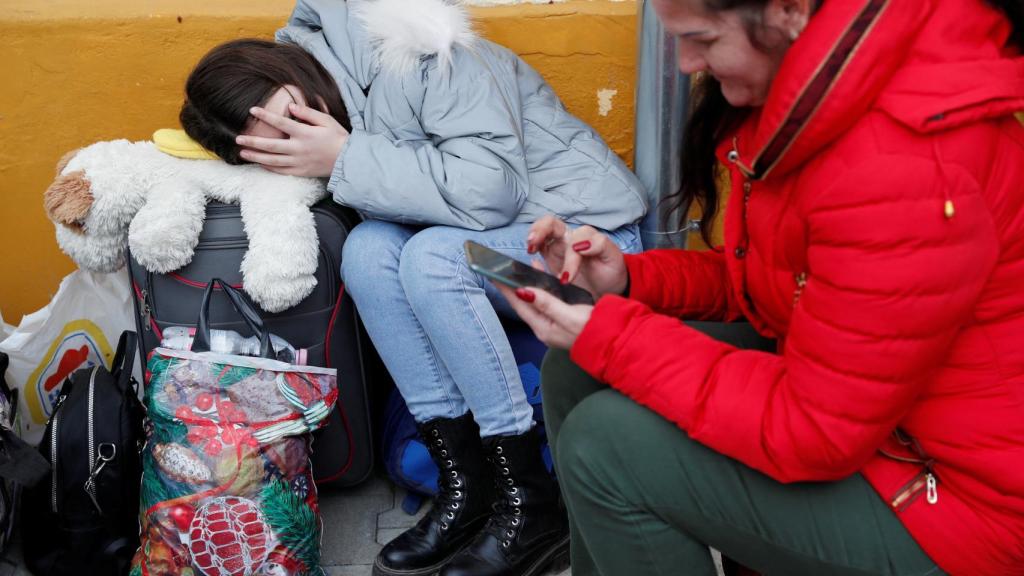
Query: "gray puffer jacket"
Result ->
[[277, 0, 647, 231]]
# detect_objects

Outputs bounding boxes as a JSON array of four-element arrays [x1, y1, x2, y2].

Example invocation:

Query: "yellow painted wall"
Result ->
[[0, 0, 639, 322]]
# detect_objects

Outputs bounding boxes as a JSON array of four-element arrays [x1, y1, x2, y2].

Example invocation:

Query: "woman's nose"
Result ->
[[676, 49, 707, 75]]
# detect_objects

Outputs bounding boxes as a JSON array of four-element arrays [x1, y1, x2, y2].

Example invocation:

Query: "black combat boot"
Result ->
[[441, 427, 569, 576], [374, 414, 495, 576]]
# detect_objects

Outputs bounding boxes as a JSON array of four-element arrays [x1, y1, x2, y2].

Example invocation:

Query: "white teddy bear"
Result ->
[[43, 131, 329, 313]]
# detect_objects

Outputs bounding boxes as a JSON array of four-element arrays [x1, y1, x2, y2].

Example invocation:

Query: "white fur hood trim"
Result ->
[[353, 0, 476, 77]]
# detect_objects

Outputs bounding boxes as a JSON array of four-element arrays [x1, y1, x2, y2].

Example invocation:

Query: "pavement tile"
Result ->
[[320, 475, 395, 567]]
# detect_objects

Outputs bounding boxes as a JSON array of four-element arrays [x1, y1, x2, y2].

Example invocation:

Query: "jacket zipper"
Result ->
[[879, 429, 939, 511], [793, 272, 808, 307], [890, 468, 939, 511], [50, 393, 68, 513]]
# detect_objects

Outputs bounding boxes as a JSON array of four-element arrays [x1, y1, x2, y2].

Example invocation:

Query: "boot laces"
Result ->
[[426, 428, 464, 532], [484, 445, 523, 549]]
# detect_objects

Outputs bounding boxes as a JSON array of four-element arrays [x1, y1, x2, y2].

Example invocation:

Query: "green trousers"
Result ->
[[541, 347, 944, 576]]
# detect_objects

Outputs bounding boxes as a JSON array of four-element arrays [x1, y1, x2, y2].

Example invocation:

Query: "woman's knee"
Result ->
[[397, 227, 471, 301], [555, 390, 633, 493], [341, 220, 408, 290]]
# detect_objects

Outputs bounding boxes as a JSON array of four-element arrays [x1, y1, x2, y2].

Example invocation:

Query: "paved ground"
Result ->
[[0, 473, 572, 576]]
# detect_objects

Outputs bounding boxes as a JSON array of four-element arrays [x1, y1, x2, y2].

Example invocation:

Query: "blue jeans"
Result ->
[[341, 220, 642, 437]]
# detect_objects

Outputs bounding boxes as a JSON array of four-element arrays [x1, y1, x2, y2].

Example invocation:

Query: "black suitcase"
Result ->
[[126, 198, 376, 488]]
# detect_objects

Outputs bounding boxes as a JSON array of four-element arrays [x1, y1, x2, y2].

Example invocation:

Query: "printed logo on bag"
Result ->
[[26, 319, 113, 424]]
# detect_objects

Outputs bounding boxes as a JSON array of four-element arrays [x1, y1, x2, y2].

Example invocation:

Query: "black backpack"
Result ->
[[0, 351, 48, 555], [21, 330, 145, 576]]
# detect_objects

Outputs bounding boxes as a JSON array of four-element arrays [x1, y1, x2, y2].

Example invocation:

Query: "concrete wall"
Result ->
[[0, 0, 639, 321]]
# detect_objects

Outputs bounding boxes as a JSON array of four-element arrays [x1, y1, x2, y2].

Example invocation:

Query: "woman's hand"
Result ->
[[526, 215, 629, 298], [235, 103, 349, 177], [495, 283, 592, 350]]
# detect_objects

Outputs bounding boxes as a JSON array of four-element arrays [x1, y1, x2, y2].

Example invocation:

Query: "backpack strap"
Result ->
[[0, 352, 11, 400], [111, 331, 138, 394]]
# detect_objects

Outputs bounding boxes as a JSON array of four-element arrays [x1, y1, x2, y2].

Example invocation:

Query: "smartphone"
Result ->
[[464, 240, 595, 305]]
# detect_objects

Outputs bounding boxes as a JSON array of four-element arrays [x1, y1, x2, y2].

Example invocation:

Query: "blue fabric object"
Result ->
[[382, 321, 552, 513]]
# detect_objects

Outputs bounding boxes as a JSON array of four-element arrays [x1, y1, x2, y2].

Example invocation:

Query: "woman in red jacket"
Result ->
[[500, 0, 1024, 574]]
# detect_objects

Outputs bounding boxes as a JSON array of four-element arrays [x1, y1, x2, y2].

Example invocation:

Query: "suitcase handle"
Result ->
[[192, 278, 273, 359]]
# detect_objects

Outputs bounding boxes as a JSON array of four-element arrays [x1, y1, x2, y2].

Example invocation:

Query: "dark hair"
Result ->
[[988, 0, 1024, 51], [670, 0, 1024, 248], [180, 38, 352, 164]]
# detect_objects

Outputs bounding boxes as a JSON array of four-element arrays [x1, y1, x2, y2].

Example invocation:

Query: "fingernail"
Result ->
[[527, 244, 536, 254], [572, 240, 591, 252], [560, 271, 569, 285], [515, 288, 535, 303], [235, 136, 244, 144], [249, 107, 259, 114], [526, 232, 535, 242]]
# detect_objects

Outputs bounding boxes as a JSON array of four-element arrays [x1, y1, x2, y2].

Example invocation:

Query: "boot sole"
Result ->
[[372, 544, 471, 576], [521, 533, 571, 576]]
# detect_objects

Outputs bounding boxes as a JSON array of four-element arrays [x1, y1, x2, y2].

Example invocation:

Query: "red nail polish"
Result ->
[[527, 244, 536, 254], [572, 240, 591, 252], [515, 288, 535, 303], [560, 271, 570, 284]]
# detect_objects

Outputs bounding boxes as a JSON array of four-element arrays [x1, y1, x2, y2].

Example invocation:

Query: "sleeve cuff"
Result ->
[[570, 295, 648, 381], [327, 129, 360, 194]]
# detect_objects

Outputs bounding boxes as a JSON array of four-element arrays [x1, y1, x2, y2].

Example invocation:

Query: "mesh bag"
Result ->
[[131, 280, 336, 576]]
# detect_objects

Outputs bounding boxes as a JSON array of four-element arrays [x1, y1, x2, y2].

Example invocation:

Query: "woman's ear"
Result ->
[[764, 0, 812, 41]]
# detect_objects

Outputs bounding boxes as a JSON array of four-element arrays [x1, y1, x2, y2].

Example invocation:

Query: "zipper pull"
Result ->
[[141, 290, 152, 332], [926, 473, 938, 504]]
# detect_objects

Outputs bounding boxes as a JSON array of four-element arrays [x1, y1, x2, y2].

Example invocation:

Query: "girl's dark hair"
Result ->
[[180, 39, 352, 164], [671, 0, 1024, 248]]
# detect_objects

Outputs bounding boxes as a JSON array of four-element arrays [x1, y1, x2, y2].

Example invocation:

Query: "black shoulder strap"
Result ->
[[110, 331, 138, 394], [0, 352, 11, 400]]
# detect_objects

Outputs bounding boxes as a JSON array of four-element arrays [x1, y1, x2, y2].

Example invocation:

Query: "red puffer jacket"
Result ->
[[570, 1, 1024, 574]]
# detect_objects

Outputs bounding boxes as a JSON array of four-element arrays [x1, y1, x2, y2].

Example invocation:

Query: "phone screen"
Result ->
[[464, 241, 595, 305]]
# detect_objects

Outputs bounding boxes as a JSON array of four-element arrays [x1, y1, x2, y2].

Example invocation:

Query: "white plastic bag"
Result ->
[[0, 310, 12, 342], [0, 270, 136, 444]]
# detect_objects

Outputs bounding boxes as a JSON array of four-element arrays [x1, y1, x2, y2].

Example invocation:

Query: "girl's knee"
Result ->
[[397, 228, 470, 298], [341, 220, 407, 287]]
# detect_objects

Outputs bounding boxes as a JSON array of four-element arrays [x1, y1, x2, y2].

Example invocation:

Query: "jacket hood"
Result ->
[[725, 0, 1024, 180], [277, 0, 476, 128]]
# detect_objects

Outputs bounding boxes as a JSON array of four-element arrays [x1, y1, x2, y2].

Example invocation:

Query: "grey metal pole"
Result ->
[[634, 0, 694, 250]]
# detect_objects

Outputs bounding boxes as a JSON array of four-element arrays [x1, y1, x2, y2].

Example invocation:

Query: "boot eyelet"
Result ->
[[446, 512, 455, 520], [502, 541, 510, 549], [496, 446, 503, 454], [451, 502, 460, 509], [498, 456, 507, 464], [440, 449, 448, 457], [454, 490, 462, 499], [445, 459, 453, 468], [435, 439, 443, 446], [511, 518, 519, 526], [502, 467, 510, 475], [510, 487, 518, 495], [506, 478, 514, 486], [512, 497, 521, 506], [450, 471, 458, 478], [506, 529, 515, 538], [432, 429, 439, 437], [441, 522, 449, 530], [453, 479, 462, 488], [514, 508, 521, 515]]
